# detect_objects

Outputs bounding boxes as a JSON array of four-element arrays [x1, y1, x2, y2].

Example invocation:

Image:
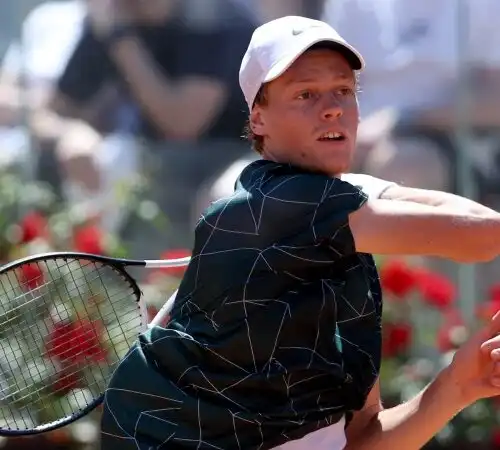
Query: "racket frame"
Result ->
[[0, 251, 189, 436]]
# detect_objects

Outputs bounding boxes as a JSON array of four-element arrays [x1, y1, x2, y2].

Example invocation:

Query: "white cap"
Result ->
[[239, 16, 365, 111]]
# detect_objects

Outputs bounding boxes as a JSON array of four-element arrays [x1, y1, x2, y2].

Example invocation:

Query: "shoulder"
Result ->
[[24, 1, 84, 24], [236, 161, 367, 209], [21, 0, 85, 42]]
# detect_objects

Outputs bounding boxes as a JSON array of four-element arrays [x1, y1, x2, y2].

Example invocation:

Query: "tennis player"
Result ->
[[100, 16, 500, 450]]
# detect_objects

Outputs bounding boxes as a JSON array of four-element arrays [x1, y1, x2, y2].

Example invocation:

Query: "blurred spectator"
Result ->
[[322, 0, 500, 298], [234, 0, 325, 22], [0, 0, 85, 123], [0, 0, 88, 183], [0, 0, 46, 56], [47, 0, 256, 252], [322, 0, 500, 197], [52, 0, 253, 142], [321, 0, 457, 191]]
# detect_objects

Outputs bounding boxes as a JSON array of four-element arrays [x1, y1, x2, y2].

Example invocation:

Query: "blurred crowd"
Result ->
[[1, 0, 500, 290]]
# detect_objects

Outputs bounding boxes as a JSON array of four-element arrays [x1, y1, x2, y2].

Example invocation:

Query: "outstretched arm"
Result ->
[[346, 312, 500, 450], [380, 185, 498, 217], [342, 173, 497, 217], [349, 194, 500, 262]]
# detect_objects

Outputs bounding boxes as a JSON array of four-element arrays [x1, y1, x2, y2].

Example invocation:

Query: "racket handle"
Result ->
[[148, 289, 178, 328]]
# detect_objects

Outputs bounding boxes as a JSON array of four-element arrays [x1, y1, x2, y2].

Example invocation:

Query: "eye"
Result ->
[[296, 91, 313, 100], [337, 87, 355, 96]]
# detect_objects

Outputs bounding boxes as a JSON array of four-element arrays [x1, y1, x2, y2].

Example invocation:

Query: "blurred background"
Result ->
[[1, 0, 500, 448]]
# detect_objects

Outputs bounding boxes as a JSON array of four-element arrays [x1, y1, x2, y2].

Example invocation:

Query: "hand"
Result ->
[[447, 311, 500, 406], [87, 0, 135, 37]]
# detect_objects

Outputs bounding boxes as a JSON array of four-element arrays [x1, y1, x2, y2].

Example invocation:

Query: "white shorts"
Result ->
[[271, 416, 346, 450]]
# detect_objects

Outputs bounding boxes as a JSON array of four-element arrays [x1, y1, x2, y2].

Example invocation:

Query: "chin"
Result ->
[[325, 161, 351, 177], [315, 150, 353, 175]]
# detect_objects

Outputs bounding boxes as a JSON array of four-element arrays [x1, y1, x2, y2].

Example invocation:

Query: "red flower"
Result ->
[[414, 269, 456, 310], [46, 319, 107, 365], [73, 225, 104, 255], [18, 263, 44, 290], [382, 322, 412, 358], [380, 259, 417, 298], [158, 249, 191, 278], [490, 284, 500, 302], [19, 211, 48, 243]]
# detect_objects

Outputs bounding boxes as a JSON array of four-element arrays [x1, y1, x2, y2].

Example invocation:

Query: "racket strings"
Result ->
[[0, 257, 143, 431], [0, 262, 140, 366]]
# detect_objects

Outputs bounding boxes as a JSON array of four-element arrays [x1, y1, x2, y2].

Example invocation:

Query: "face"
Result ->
[[250, 49, 359, 176]]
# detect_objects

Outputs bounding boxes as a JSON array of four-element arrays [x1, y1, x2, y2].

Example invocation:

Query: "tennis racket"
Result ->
[[0, 251, 190, 436]]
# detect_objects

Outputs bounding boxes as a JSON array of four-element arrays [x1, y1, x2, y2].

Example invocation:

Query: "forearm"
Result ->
[[351, 199, 500, 262], [107, 36, 183, 137], [381, 186, 498, 217], [345, 368, 466, 450]]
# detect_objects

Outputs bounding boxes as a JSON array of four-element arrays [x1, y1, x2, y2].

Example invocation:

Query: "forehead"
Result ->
[[276, 49, 355, 86]]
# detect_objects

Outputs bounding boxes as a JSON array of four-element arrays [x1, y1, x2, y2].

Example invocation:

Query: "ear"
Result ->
[[250, 107, 267, 137]]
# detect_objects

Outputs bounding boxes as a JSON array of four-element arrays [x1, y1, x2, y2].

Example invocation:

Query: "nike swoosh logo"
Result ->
[[292, 29, 303, 36]]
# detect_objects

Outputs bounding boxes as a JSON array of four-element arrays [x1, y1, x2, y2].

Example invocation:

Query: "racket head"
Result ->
[[0, 252, 146, 435]]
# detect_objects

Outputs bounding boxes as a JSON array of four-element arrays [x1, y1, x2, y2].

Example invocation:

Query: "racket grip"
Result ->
[[148, 289, 178, 328]]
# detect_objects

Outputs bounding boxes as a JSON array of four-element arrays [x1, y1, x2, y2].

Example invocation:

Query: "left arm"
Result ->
[[346, 309, 500, 449], [345, 371, 466, 450]]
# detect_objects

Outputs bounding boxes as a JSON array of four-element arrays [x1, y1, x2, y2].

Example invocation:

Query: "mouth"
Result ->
[[317, 131, 347, 142]]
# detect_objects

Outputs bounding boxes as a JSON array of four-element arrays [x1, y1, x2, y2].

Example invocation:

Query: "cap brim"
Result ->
[[263, 33, 364, 85]]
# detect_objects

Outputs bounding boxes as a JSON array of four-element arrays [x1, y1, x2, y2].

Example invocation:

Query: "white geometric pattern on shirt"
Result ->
[[101, 161, 382, 449]]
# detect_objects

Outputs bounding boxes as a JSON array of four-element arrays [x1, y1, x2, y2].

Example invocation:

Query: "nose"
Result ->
[[320, 94, 343, 121]]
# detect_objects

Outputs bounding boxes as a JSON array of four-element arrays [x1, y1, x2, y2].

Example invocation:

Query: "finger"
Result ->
[[491, 376, 500, 388], [491, 349, 500, 361], [480, 335, 500, 354], [488, 311, 500, 334], [493, 362, 500, 375], [473, 312, 500, 344]]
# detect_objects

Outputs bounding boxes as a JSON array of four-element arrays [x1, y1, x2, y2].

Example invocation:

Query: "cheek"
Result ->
[[344, 99, 360, 123], [281, 109, 313, 137], [267, 111, 304, 142]]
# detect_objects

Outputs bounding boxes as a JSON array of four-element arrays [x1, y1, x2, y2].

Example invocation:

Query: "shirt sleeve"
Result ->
[[341, 173, 397, 199], [56, 23, 114, 103], [177, 26, 251, 85], [256, 173, 368, 259], [195, 166, 368, 284]]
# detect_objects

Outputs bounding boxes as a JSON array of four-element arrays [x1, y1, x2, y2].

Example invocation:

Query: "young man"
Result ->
[[100, 16, 500, 450]]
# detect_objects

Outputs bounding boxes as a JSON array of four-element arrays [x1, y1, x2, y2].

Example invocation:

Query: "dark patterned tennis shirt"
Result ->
[[101, 160, 383, 449]]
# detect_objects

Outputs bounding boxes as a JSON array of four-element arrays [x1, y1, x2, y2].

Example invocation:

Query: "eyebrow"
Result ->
[[285, 73, 355, 86]]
